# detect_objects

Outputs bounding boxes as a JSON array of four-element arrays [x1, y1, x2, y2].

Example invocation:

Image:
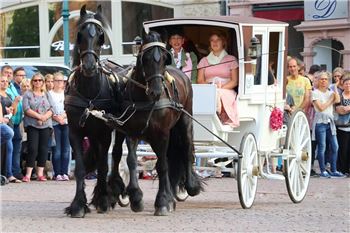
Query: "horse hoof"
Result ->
[[118, 194, 130, 207], [154, 206, 169, 216], [96, 206, 108, 214], [130, 200, 144, 212], [65, 206, 88, 218], [70, 209, 86, 218], [168, 201, 176, 212]]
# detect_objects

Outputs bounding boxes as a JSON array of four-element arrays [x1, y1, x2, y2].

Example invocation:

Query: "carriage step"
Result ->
[[260, 173, 285, 181]]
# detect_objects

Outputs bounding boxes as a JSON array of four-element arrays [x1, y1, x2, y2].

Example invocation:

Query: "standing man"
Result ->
[[1, 66, 24, 180], [168, 28, 198, 83], [286, 58, 312, 112]]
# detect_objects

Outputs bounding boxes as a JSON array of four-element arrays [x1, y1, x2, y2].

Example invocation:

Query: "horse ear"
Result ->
[[99, 33, 105, 46], [165, 51, 172, 65], [80, 5, 87, 17], [97, 5, 102, 14], [141, 29, 147, 42]]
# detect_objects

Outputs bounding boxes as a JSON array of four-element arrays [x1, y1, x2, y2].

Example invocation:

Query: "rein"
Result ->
[[65, 68, 114, 127]]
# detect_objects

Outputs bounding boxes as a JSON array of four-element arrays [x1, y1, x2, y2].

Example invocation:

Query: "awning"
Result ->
[[254, 8, 304, 21]]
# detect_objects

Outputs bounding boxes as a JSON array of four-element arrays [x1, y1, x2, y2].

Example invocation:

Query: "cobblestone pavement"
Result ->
[[1, 177, 349, 232]]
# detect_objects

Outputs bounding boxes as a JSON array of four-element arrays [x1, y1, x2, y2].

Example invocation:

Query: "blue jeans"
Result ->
[[315, 123, 339, 173], [1, 124, 14, 177], [52, 124, 70, 176], [11, 124, 22, 176]]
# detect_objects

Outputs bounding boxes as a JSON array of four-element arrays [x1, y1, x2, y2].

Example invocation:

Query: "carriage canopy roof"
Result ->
[[144, 16, 288, 31]]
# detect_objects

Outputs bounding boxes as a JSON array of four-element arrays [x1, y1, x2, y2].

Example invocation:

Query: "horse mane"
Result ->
[[72, 5, 110, 68]]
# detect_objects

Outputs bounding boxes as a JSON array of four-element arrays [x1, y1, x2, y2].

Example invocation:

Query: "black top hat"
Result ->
[[168, 27, 184, 37]]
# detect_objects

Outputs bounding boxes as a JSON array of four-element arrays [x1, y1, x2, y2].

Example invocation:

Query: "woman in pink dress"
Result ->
[[197, 31, 239, 127]]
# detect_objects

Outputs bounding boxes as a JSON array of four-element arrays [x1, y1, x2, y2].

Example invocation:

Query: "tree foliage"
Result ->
[[6, 6, 40, 58]]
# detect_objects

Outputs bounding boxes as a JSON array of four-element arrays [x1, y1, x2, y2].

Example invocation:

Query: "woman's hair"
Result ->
[[332, 67, 344, 77], [315, 71, 332, 82], [209, 30, 227, 50], [30, 72, 46, 92], [44, 73, 54, 81], [53, 72, 64, 80], [343, 77, 350, 84], [20, 78, 31, 90], [308, 64, 321, 75]]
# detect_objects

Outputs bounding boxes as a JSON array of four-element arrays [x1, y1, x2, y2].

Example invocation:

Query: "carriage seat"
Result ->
[[192, 84, 237, 142]]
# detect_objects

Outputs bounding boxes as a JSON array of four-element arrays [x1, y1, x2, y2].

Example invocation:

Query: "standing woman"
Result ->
[[49, 72, 70, 181], [335, 76, 350, 175], [22, 73, 53, 182], [197, 31, 239, 127], [312, 71, 344, 178]]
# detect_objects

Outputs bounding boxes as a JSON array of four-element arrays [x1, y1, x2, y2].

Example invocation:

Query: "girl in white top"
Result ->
[[49, 72, 70, 181]]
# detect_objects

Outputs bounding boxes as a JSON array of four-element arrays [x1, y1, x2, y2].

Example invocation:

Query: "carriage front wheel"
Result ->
[[284, 110, 312, 203], [237, 132, 258, 209]]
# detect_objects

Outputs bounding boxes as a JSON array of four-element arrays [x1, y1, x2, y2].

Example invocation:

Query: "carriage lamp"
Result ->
[[248, 37, 261, 59], [132, 36, 142, 56]]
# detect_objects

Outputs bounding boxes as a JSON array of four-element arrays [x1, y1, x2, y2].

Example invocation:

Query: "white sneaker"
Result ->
[[56, 175, 64, 181], [62, 174, 70, 181]]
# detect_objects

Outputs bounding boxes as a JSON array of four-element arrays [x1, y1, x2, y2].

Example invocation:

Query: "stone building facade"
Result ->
[[228, 0, 350, 72]]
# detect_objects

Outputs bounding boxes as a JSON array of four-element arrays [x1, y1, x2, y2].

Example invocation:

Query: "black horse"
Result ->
[[64, 5, 126, 217], [102, 31, 203, 216]]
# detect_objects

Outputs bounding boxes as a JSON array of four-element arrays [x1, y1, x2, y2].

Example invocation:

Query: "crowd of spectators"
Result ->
[[286, 58, 350, 178], [0, 65, 71, 184]]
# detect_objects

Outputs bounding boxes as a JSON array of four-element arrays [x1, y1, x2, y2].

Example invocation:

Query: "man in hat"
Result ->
[[168, 28, 198, 83]]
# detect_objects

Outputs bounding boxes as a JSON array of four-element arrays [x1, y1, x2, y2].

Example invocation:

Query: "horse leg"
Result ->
[[65, 131, 90, 218], [181, 116, 202, 196], [90, 135, 111, 213], [151, 138, 174, 216], [126, 137, 144, 212], [168, 117, 202, 197], [107, 131, 127, 208]]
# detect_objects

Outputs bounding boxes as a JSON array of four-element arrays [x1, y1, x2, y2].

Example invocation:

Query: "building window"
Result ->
[[48, 1, 112, 57], [0, 6, 40, 58], [121, 2, 173, 54]]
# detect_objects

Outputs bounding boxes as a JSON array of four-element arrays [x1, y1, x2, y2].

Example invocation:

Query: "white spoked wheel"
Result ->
[[237, 132, 258, 209], [175, 185, 189, 202], [118, 156, 130, 207], [284, 110, 312, 203]]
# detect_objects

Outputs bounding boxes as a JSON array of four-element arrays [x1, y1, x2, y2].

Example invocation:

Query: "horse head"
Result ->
[[136, 31, 172, 100], [73, 5, 106, 77]]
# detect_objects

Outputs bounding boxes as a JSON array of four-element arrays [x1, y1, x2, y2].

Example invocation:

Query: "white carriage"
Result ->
[[141, 16, 312, 209]]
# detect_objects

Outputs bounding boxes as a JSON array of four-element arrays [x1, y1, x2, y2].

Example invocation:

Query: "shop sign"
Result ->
[[51, 40, 111, 51], [305, 0, 348, 21]]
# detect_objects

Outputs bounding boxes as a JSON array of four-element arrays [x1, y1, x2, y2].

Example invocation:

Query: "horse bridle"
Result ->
[[78, 18, 104, 62], [138, 41, 170, 92]]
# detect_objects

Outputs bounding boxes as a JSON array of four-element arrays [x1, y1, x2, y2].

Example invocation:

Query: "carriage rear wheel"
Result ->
[[284, 110, 312, 203], [237, 132, 258, 209]]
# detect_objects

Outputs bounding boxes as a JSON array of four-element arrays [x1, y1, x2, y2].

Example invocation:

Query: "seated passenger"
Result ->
[[168, 28, 198, 83], [197, 31, 239, 127]]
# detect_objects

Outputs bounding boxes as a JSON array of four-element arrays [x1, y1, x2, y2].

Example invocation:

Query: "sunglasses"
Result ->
[[32, 79, 43, 83]]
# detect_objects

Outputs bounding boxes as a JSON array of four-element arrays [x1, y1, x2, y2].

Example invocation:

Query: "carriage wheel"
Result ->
[[284, 110, 312, 203], [237, 132, 258, 209]]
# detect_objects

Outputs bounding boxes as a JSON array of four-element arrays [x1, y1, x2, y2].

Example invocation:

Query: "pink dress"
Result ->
[[198, 55, 239, 127]]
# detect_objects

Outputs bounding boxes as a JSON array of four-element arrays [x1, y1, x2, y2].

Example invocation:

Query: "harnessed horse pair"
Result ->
[[65, 5, 201, 217]]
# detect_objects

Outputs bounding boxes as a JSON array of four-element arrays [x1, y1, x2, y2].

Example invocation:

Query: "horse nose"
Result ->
[[82, 62, 97, 72]]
